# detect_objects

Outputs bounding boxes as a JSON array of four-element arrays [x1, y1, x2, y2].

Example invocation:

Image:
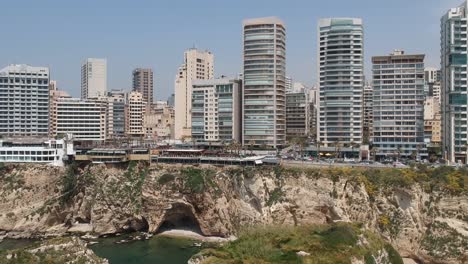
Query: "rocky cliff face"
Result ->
[[0, 163, 466, 263]]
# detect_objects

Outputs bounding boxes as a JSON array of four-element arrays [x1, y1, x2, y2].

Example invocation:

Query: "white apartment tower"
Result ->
[[81, 58, 107, 99], [191, 78, 242, 143], [317, 18, 364, 147], [441, 1, 468, 163], [126, 91, 146, 137], [372, 50, 425, 159], [0, 65, 50, 137], [174, 49, 214, 140], [243, 17, 286, 148]]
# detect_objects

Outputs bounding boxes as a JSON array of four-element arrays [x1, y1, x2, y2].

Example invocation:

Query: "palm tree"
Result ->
[[316, 141, 322, 161], [293, 137, 307, 163], [397, 146, 402, 162], [230, 140, 241, 156], [464, 143, 468, 165], [355, 142, 361, 160], [248, 140, 255, 155], [334, 140, 342, 159], [350, 141, 356, 159], [220, 140, 226, 154], [416, 144, 422, 161], [371, 146, 379, 161]]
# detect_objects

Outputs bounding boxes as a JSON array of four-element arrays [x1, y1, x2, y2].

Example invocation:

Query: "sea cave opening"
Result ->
[[156, 203, 203, 235]]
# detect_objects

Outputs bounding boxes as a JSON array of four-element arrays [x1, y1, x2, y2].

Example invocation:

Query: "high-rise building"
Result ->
[[243, 17, 286, 148], [167, 93, 175, 107], [132, 68, 154, 104], [81, 58, 107, 99], [52, 97, 107, 141], [290, 82, 307, 93], [125, 91, 146, 137], [441, 1, 468, 164], [363, 85, 373, 143], [191, 78, 242, 143], [0, 64, 50, 137], [49, 89, 71, 138], [317, 18, 364, 147], [307, 86, 318, 140], [424, 96, 442, 144], [424, 67, 441, 101], [286, 92, 309, 138], [424, 67, 441, 84], [285, 76, 293, 93], [49, 80, 57, 91], [104, 90, 126, 139], [372, 50, 425, 159], [174, 48, 214, 140]]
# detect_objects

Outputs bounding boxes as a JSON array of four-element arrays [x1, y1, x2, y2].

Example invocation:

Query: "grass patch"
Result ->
[[266, 187, 284, 206], [181, 168, 217, 194], [158, 173, 176, 185], [196, 223, 403, 264], [421, 221, 468, 260]]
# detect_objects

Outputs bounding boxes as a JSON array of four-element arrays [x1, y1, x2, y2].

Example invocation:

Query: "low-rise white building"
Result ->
[[0, 138, 69, 166]]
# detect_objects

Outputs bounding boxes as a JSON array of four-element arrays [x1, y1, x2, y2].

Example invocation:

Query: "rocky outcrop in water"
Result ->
[[0, 236, 108, 263], [0, 163, 466, 263]]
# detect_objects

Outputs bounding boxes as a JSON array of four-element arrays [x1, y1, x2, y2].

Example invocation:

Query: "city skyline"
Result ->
[[0, 0, 461, 100]]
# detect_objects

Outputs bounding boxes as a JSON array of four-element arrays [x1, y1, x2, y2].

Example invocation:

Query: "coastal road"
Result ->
[[281, 160, 407, 169]]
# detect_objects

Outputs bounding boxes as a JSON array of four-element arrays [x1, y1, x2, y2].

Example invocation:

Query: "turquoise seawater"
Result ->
[[0, 235, 201, 264], [89, 235, 201, 264]]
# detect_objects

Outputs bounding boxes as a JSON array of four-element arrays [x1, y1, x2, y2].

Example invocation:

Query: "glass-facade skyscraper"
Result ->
[[441, 1, 468, 164], [242, 17, 286, 149], [317, 18, 364, 147]]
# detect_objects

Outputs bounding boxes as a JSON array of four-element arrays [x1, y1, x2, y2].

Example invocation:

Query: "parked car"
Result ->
[[393, 161, 407, 168]]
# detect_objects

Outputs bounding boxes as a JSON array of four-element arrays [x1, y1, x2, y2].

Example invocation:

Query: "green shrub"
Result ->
[[60, 163, 79, 204], [185, 169, 204, 193], [384, 244, 404, 264], [182, 168, 210, 193], [319, 224, 358, 248], [158, 174, 176, 185], [266, 187, 284, 206], [365, 253, 376, 264]]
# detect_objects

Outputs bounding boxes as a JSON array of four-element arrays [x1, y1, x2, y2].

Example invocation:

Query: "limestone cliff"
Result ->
[[0, 163, 466, 263]]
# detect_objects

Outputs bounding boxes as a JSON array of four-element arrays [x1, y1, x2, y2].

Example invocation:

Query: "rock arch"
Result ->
[[155, 202, 203, 235]]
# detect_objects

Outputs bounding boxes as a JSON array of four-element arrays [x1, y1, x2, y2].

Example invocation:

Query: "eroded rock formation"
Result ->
[[0, 163, 466, 263]]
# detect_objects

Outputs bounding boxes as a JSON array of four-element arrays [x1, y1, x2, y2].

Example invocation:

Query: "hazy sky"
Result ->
[[0, 0, 462, 100]]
